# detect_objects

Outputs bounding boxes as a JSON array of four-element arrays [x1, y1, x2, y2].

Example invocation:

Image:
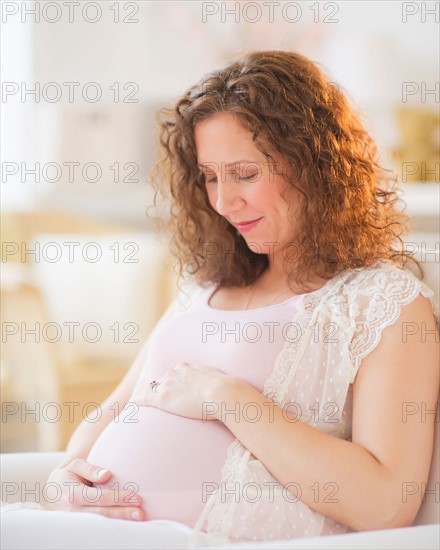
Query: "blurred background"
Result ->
[[1, 0, 439, 451]]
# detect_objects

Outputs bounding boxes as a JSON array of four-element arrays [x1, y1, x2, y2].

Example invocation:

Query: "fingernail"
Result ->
[[131, 510, 141, 521], [97, 469, 108, 477]]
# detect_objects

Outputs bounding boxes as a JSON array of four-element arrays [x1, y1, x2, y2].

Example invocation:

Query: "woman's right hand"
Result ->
[[45, 458, 144, 521]]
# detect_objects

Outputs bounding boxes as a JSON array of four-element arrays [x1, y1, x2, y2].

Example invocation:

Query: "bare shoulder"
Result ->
[[352, 291, 439, 399]]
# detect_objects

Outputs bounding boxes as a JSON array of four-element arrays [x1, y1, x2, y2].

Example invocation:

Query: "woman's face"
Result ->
[[194, 111, 301, 259]]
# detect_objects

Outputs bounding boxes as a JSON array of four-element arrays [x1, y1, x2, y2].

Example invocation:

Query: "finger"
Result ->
[[133, 391, 153, 406], [134, 398, 156, 407], [133, 399, 146, 406], [135, 380, 163, 405], [67, 485, 142, 509], [79, 485, 141, 507], [80, 505, 144, 521], [99, 489, 143, 507], [67, 458, 111, 484]]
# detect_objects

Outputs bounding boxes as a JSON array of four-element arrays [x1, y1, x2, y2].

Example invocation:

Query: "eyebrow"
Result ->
[[198, 160, 257, 169]]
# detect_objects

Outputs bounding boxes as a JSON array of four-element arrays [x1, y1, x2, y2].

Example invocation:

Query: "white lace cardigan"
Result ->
[[182, 260, 439, 548]]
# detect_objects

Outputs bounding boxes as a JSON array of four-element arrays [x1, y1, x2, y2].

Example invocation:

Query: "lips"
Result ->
[[233, 217, 262, 233]]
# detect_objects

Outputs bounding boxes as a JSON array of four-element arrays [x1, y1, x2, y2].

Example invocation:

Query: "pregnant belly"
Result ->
[[86, 405, 234, 526]]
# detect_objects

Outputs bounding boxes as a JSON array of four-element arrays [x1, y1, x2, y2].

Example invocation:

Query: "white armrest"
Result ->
[[1, 452, 65, 504], [212, 524, 439, 549]]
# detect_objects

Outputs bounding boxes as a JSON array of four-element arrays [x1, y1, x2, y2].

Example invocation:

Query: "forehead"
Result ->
[[194, 112, 257, 163]]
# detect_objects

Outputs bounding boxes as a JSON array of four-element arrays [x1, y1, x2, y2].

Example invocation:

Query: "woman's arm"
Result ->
[[213, 294, 439, 531], [53, 338, 150, 470], [44, 333, 157, 518], [53, 297, 178, 471], [43, 297, 181, 520]]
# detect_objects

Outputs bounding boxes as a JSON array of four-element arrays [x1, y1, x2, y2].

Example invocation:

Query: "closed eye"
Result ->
[[205, 173, 258, 184], [239, 172, 258, 181]]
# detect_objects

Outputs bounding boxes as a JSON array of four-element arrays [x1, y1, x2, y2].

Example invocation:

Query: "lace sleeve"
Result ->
[[347, 263, 438, 385]]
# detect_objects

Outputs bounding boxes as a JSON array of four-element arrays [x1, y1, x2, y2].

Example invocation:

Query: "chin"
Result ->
[[244, 239, 276, 256]]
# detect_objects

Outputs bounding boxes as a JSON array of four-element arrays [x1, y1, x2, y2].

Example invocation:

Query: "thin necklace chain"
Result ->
[[244, 282, 293, 310]]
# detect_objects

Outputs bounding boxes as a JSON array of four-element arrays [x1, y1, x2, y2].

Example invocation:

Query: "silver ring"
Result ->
[[149, 380, 159, 393]]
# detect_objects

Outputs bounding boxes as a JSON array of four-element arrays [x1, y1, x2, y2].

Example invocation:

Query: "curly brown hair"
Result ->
[[149, 49, 418, 292]]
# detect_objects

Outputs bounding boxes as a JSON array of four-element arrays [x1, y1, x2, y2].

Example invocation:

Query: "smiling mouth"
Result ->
[[233, 217, 263, 232]]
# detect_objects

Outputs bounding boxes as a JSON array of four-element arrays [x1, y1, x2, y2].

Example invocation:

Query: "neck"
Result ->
[[262, 251, 325, 293], [263, 250, 292, 286]]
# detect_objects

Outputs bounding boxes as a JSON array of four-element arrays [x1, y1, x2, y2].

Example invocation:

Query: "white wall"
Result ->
[[2, 0, 438, 223]]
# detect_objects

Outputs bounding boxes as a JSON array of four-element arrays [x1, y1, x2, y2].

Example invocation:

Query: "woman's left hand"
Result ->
[[133, 362, 233, 421]]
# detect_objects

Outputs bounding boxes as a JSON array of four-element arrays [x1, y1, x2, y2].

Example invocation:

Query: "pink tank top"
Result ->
[[87, 284, 305, 526]]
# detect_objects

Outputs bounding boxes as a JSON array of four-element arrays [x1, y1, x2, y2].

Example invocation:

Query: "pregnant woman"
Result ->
[[5, 50, 439, 549]]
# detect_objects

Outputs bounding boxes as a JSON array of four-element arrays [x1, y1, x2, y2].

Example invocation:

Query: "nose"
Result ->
[[215, 178, 245, 216]]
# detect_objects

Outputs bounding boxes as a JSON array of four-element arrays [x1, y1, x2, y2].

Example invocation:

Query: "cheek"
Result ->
[[254, 180, 280, 211], [205, 186, 217, 209]]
